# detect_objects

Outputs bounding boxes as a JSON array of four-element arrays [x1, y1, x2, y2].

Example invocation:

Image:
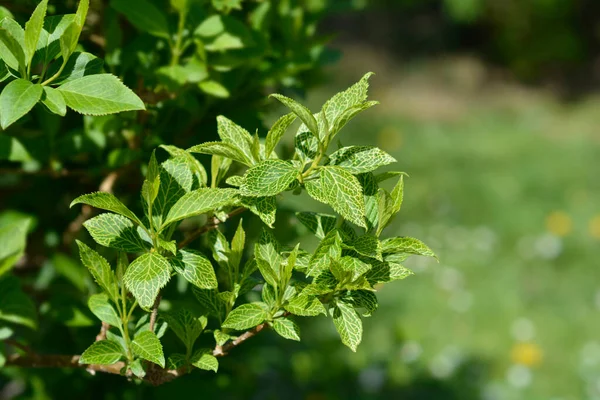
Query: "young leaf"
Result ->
[[216, 116, 255, 163], [162, 188, 238, 226], [88, 293, 122, 327], [76, 240, 118, 301], [123, 253, 171, 309], [0, 79, 43, 129], [110, 0, 170, 39], [57, 74, 145, 115], [365, 259, 413, 284], [307, 229, 342, 277], [170, 250, 218, 289], [344, 235, 382, 261], [221, 303, 268, 330], [381, 237, 437, 259], [0, 18, 26, 73], [323, 72, 374, 131], [160, 145, 208, 187], [318, 166, 367, 228], [284, 294, 326, 316], [330, 101, 379, 138], [79, 340, 124, 365], [328, 146, 396, 174], [24, 0, 48, 67], [331, 301, 362, 352], [255, 229, 282, 271], [71, 192, 143, 226], [40, 86, 67, 116], [129, 358, 146, 378], [132, 331, 165, 367], [75, 0, 89, 29], [230, 219, 245, 271], [270, 94, 319, 137], [255, 258, 278, 289], [239, 160, 298, 197], [191, 349, 218, 372], [240, 196, 276, 227], [265, 113, 296, 157], [188, 141, 251, 166], [83, 213, 149, 252], [273, 317, 301, 341], [337, 256, 371, 281], [152, 157, 194, 227]]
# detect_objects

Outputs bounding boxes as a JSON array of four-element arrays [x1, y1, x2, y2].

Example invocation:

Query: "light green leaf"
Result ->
[[330, 101, 378, 138], [35, 14, 75, 65], [132, 331, 165, 367], [187, 141, 251, 166], [230, 219, 245, 271], [59, 22, 80, 61], [129, 358, 146, 378], [255, 258, 278, 289], [323, 72, 374, 132], [221, 302, 268, 330], [142, 150, 160, 212], [157, 238, 176, 255], [160, 145, 207, 187], [75, 0, 89, 29], [365, 259, 413, 284], [191, 349, 218, 372], [0, 134, 30, 162], [0, 18, 26, 72], [343, 290, 378, 317], [319, 166, 367, 228], [271, 94, 319, 137], [265, 113, 296, 157], [216, 115, 254, 163], [110, 0, 170, 39], [273, 317, 300, 341], [24, 0, 48, 66], [79, 340, 124, 365], [45, 52, 104, 85], [240, 196, 276, 227], [57, 74, 145, 115], [71, 192, 143, 226], [76, 240, 118, 301], [211, 0, 243, 12], [285, 293, 326, 316], [307, 229, 342, 277], [0, 79, 43, 129], [332, 300, 362, 352], [375, 171, 405, 183], [170, 250, 217, 289], [376, 188, 393, 237], [328, 146, 395, 174], [152, 157, 194, 227], [83, 213, 149, 252], [123, 253, 171, 309], [199, 80, 229, 98], [0, 216, 31, 277], [0, 276, 37, 329], [163, 188, 238, 227], [338, 256, 371, 281], [240, 160, 298, 197], [88, 293, 121, 327], [381, 236, 437, 259], [40, 86, 66, 116], [255, 229, 281, 272]]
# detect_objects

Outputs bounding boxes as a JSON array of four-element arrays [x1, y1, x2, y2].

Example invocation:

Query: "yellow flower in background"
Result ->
[[589, 215, 600, 239], [511, 342, 543, 367], [545, 211, 572, 237]]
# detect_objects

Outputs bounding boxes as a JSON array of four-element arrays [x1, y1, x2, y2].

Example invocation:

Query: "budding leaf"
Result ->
[[217, 116, 255, 163], [265, 113, 296, 157], [24, 0, 48, 66], [188, 141, 251, 166], [270, 94, 318, 137], [76, 240, 119, 301], [191, 349, 218, 372]]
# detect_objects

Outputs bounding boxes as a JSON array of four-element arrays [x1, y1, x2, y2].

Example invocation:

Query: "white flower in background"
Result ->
[[506, 364, 532, 388], [511, 318, 535, 342]]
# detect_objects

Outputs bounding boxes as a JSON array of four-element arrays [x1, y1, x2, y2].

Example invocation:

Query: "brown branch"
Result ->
[[213, 321, 269, 357], [95, 322, 110, 342], [149, 295, 161, 333], [4, 339, 33, 354], [177, 207, 247, 249]]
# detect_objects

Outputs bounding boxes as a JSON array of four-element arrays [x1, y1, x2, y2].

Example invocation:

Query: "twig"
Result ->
[[213, 321, 269, 357], [177, 207, 247, 249], [149, 295, 161, 333], [4, 339, 33, 354], [95, 322, 109, 342]]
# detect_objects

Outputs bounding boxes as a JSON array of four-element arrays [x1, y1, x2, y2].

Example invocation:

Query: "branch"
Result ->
[[178, 207, 247, 249], [149, 295, 161, 333]]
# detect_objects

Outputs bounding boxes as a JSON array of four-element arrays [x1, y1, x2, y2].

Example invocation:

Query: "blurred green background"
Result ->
[[2, 0, 600, 399]]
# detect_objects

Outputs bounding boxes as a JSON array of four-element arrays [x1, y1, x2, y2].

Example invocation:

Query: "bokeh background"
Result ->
[[2, 0, 600, 399]]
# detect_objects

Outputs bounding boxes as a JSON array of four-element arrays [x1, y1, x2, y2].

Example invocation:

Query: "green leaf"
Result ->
[[191, 349, 218, 372], [57, 74, 145, 115], [192, 288, 223, 317], [240, 160, 298, 197], [332, 300, 362, 352], [381, 236, 437, 259], [330, 101, 378, 138], [129, 358, 146, 378], [230, 219, 245, 271], [328, 146, 396, 174], [35, 14, 75, 65], [170, 250, 217, 289], [152, 157, 194, 227], [110, 0, 170, 39], [240, 196, 276, 227], [307, 229, 342, 277], [188, 141, 251, 166], [0, 276, 37, 329], [123, 253, 171, 309], [75, 0, 89, 29], [365, 259, 413, 284], [221, 303, 268, 330], [40, 86, 66, 116], [376, 175, 404, 236], [79, 340, 124, 365], [0, 216, 31, 277], [161, 309, 205, 351], [76, 240, 118, 301], [343, 290, 378, 317], [255, 229, 282, 272], [0, 79, 43, 129], [24, 0, 48, 67], [337, 256, 371, 281], [295, 212, 337, 239], [216, 116, 255, 163], [323, 72, 374, 132], [88, 293, 121, 327], [45, 52, 104, 85], [199, 80, 229, 98], [285, 294, 326, 316], [160, 145, 208, 187], [344, 235, 382, 261], [315, 166, 367, 228], [270, 94, 319, 137], [83, 213, 149, 252], [255, 258, 278, 289], [265, 113, 296, 157], [132, 331, 165, 367], [0, 18, 26, 72], [211, 0, 243, 12], [273, 317, 300, 341], [163, 188, 238, 226], [71, 192, 143, 226], [142, 150, 160, 212]]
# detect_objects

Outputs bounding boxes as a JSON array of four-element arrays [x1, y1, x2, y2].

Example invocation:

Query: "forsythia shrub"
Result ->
[[0, 0, 435, 388]]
